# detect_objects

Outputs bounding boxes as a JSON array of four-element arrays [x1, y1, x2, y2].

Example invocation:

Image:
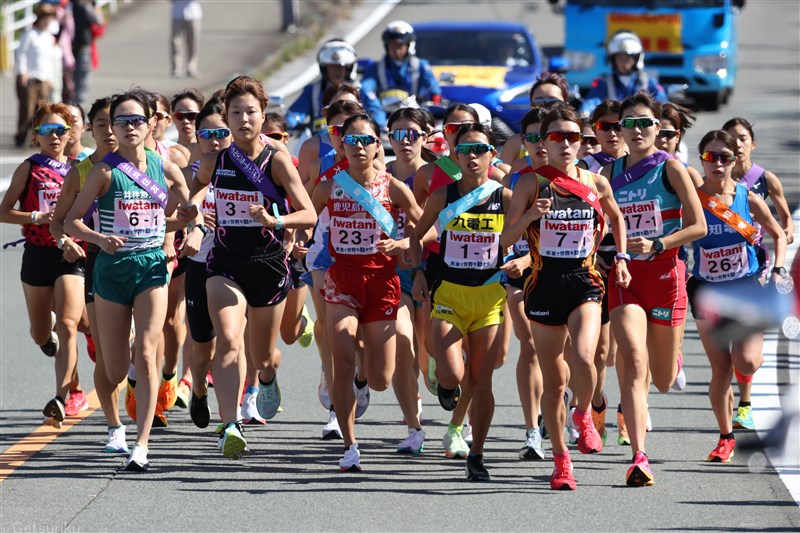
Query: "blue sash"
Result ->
[[333, 171, 398, 240], [437, 180, 503, 230]]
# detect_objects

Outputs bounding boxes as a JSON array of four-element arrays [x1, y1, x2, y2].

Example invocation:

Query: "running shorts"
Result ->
[[84, 249, 98, 304], [185, 259, 215, 343], [609, 256, 687, 327], [21, 242, 84, 287], [289, 256, 307, 290], [206, 249, 291, 308], [93, 248, 169, 306], [524, 267, 604, 326], [431, 279, 506, 335], [323, 265, 400, 323]]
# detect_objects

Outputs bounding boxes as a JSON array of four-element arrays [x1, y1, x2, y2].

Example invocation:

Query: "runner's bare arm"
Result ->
[[749, 191, 787, 275], [64, 163, 117, 249], [0, 162, 37, 225], [764, 170, 795, 243]]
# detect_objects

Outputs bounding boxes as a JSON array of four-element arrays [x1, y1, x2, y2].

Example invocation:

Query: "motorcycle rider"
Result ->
[[361, 20, 441, 131], [286, 39, 358, 132], [582, 31, 667, 116]]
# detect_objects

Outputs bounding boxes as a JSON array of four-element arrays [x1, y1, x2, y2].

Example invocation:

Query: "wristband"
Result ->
[[30, 211, 41, 225], [57, 236, 69, 250], [274, 215, 284, 231], [615, 252, 631, 263]]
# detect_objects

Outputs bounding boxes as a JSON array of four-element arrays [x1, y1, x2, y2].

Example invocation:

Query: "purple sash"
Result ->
[[592, 152, 616, 167], [29, 154, 69, 177], [226, 143, 284, 207], [82, 201, 98, 225], [610, 151, 673, 191], [102, 152, 168, 209], [740, 163, 765, 190]]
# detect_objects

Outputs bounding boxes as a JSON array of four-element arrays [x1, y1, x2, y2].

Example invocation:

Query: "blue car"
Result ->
[[413, 21, 546, 134]]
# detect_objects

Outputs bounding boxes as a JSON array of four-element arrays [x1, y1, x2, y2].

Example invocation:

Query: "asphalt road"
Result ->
[[1, 1, 799, 531]]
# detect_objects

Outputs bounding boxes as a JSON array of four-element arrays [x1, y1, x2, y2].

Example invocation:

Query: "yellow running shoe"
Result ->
[[298, 305, 314, 348]]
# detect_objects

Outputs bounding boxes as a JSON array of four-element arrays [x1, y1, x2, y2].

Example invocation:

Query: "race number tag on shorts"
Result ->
[[113, 198, 161, 238], [444, 231, 500, 269], [539, 218, 593, 258], [698, 242, 749, 282], [330, 216, 382, 254], [215, 188, 264, 227], [37, 188, 60, 213], [619, 200, 663, 238]]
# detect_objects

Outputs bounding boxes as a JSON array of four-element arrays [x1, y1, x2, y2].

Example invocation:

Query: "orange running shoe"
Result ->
[[617, 405, 631, 446], [550, 451, 576, 490], [626, 451, 655, 487], [591, 393, 608, 445], [157, 374, 178, 412], [707, 437, 735, 463], [125, 381, 137, 422]]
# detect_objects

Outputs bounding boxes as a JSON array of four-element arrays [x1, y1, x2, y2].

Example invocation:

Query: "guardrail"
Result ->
[[0, 0, 131, 74]]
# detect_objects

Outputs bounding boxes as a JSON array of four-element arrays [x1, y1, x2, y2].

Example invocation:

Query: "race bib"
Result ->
[[444, 231, 500, 269], [330, 216, 382, 255], [37, 187, 60, 213], [619, 199, 663, 238], [113, 198, 162, 238], [396, 210, 407, 240], [698, 242, 749, 282], [201, 187, 216, 215], [215, 188, 263, 227], [539, 218, 593, 258]]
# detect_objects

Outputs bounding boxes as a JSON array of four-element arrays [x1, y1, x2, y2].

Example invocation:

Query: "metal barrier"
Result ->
[[1, 0, 131, 73]]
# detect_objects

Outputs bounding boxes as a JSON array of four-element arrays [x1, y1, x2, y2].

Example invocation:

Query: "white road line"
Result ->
[[754, 207, 800, 505]]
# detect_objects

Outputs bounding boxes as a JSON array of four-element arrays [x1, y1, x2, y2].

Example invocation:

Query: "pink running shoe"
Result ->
[[550, 451, 576, 490], [626, 450, 655, 486], [64, 390, 89, 416], [572, 408, 603, 454]]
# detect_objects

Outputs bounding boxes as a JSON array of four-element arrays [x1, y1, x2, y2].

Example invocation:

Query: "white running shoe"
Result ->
[[221, 423, 248, 459], [397, 428, 425, 454], [354, 381, 370, 419], [322, 410, 342, 440], [241, 391, 267, 425], [519, 428, 545, 460], [318, 370, 331, 410], [566, 407, 580, 444], [105, 425, 129, 453], [672, 368, 687, 391], [339, 443, 361, 472], [462, 423, 473, 446], [123, 444, 148, 471]]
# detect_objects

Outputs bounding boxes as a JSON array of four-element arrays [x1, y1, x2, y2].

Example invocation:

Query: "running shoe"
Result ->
[[733, 405, 755, 430], [175, 379, 191, 409], [591, 394, 608, 446], [550, 452, 576, 490], [241, 390, 267, 425], [125, 381, 137, 421], [64, 390, 89, 416], [565, 407, 579, 444], [207, 371, 214, 388], [462, 423, 473, 446], [157, 374, 178, 412], [105, 425, 129, 453], [190, 391, 210, 429], [85, 333, 96, 363], [626, 450, 655, 487], [465, 454, 490, 481], [538, 413, 548, 440], [646, 408, 653, 432], [123, 444, 148, 472], [354, 380, 370, 419], [339, 443, 361, 472], [43, 397, 65, 422], [298, 305, 314, 348], [442, 424, 469, 459], [318, 370, 331, 410], [397, 428, 425, 454], [671, 352, 686, 391], [40, 331, 59, 358], [707, 437, 735, 463], [424, 358, 438, 396], [256, 377, 282, 420], [617, 407, 631, 446], [519, 428, 545, 460], [322, 410, 342, 440], [573, 408, 603, 454], [221, 423, 248, 459], [43, 417, 62, 429], [437, 384, 461, 412]]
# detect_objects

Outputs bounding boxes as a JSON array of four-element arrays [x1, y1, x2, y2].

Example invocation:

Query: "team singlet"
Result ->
[[20, 156, 72, 246]]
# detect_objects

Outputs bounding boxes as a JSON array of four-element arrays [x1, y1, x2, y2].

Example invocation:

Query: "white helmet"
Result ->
[[382, 20, 416, 56], [606, 31, 644, 72], [469, 103, 493, 128], [317, 39, 358, 81]]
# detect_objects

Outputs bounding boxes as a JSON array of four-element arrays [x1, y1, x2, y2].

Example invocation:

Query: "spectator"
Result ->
[[170, 0, 202, 78], [15, 3, 59, 148], [71, 0, 104, 105]]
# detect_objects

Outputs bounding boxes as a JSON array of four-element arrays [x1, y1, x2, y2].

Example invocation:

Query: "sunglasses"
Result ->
[[454, 143, 495, 155], [546, 131, 583, 143], [113, 115, 148, 128], [153, 111, 170, 121], [343, 134, 379, 146], [173, 111, 199, 122], [594, 121, 622, 132], [35, 123, 71, 136], [523, 132, 542, 143], [197, 128, 231, 140], [700, 151, 735, 165], [263, 131, 289, 142], [621, 117, 660, 129], [443, 121, 473, 134], [658, 129, 679, 140], [327, 125, 342, 137], [582, 135, 599, 146], [531, 96, 562, 105], [389, 129, 424, 142]]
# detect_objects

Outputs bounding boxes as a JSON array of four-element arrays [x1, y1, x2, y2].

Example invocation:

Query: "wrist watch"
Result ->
[[652, 238, 664, 254], [193, 224, 210, 236], [772, 266, 787, 276]]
